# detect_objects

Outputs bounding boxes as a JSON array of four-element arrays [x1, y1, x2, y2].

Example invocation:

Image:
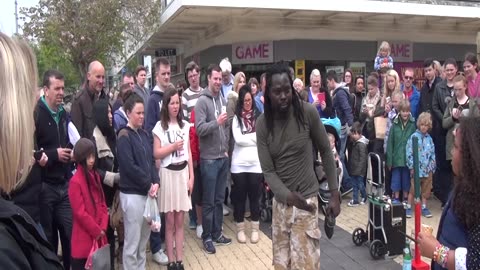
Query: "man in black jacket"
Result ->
[[431, 58, 458, 206], [35, 70, 73, 270], [418, 58, 444, 205], [71, 60, 107, 139]]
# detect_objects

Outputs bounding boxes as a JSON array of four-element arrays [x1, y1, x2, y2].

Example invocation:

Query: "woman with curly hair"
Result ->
[[418, 116, 480, 270]]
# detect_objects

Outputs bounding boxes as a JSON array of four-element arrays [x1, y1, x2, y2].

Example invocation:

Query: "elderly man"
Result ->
[[219, 58, 234, 98], [71, 60, 106, 139]]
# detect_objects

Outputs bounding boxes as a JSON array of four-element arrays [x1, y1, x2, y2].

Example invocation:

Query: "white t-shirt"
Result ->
[[152, 120, 191, 168]]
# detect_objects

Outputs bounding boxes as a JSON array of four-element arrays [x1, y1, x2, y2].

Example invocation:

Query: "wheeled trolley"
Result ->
[[351, 152, 406, 259]]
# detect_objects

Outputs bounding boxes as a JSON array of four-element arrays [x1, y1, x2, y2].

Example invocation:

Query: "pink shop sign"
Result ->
[[232, 41, 274, 65]]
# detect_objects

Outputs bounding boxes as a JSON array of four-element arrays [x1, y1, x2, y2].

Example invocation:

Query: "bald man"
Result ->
[[71, 60, 107, 139]]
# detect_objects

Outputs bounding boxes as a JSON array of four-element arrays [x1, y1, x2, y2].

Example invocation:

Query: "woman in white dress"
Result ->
[[152, 87, 194, 270]]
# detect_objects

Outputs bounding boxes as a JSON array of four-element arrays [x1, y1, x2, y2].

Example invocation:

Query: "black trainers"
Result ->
[[176, 261, 185, 270], [203, 239, 216, 254], [167, 262, 177, 270], [214, 234, 232, 246]]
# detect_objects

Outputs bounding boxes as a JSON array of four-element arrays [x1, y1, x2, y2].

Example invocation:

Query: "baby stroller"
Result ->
[[351, 152, 406, 259], [260, 180, 273, 222], [317, 118, 343, 215]]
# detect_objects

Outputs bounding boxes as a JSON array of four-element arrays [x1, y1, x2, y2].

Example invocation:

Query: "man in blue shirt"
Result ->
[[255, 73, 266, 113], [220, 58, 234, 98]]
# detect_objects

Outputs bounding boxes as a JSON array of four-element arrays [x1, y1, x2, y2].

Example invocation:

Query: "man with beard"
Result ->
[[195, 64, 232, 254], [256, 64, 340, 269]]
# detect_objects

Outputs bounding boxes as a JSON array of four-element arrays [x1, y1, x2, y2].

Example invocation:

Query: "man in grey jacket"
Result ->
[[195, 64, 232, 254]]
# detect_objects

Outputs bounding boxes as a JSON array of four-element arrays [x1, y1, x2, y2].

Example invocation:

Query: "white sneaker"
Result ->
[[223, 205, 230, 216], [196, 225, 203, 239], [152, 249, 168, 265]]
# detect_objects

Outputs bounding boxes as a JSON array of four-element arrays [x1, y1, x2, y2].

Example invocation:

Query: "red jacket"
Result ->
[[190, 109, 200, 162], [68, 164, 109, 259]]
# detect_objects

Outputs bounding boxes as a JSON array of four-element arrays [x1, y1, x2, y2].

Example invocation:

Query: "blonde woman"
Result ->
[[227, 72, 246, 119], [0, 32, 63, 269], [382, 69, 401, 113]]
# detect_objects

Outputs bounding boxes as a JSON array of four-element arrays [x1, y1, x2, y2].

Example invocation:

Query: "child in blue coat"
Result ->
[[405, 112, 436, 218]]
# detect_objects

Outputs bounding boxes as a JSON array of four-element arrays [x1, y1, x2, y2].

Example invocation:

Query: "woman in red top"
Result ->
[[69, 138, 109, 270]]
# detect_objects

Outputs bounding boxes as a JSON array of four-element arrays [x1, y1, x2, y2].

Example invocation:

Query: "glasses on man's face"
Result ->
[[404, 76, 414, 81]]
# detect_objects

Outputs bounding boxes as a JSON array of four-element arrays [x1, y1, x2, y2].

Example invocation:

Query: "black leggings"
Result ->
[[231, 172, 263, 223], [71, 258, 87, 270]]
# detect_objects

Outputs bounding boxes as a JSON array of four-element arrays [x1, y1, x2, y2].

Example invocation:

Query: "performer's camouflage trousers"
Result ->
[[272, 196, 321, 270]]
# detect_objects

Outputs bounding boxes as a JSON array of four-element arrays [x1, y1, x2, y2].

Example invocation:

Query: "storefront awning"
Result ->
[[120, 0, 480, 71]]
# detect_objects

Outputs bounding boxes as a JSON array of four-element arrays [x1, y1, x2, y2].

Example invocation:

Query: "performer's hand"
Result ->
[[287, 192, 315, 213], [327, 189, 341, 218]]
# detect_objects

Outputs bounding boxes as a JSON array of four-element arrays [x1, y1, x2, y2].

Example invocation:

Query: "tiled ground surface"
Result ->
[[114, 195, 441, 269]]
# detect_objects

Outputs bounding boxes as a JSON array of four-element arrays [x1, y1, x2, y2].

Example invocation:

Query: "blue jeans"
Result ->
[[201, 158, 228, 241], [351, 175, 367, 203], [391, 167, 411, 193], [340, 125, 349, 162], [149, 215, 164, 254]]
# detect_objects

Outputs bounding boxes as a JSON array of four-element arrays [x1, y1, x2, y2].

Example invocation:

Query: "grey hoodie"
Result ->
[[195, 87, 229, 159]]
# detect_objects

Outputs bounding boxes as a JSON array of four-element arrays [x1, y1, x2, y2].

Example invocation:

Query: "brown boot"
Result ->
[[236, 222, 246, 243], [251, 221, 260, 244]]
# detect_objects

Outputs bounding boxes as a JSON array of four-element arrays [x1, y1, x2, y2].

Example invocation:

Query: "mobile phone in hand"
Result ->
[[33, 150, 44, 161]]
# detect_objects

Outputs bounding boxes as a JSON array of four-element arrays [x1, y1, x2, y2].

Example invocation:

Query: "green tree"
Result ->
[[34, 42, 81, 95], [20, 0, 161, 81]]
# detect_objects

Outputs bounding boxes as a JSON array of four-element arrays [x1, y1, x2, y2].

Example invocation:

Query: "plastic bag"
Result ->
[[143, 196, 161, 232]]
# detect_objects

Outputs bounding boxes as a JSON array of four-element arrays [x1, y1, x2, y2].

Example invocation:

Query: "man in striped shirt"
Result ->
[[182, 61, 203, 121], [183, 61, 205, 237]]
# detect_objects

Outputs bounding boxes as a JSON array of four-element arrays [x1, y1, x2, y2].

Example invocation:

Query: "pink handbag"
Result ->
[[85, 237, 110, 270]]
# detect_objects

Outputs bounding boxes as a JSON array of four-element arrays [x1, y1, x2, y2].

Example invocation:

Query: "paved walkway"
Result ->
[[116, 195, 442, 269]]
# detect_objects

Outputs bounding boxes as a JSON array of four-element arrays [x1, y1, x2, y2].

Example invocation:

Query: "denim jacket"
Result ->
[[406, 130, 436, 177]]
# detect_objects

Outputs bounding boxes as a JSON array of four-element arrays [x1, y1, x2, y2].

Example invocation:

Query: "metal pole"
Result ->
[[15, 0, 19, 34]]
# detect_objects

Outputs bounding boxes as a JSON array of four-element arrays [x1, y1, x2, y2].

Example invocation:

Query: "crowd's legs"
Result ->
[[201, 158, 228, 242], [40, 181, 72, 270], [120, 193, 151, 269]]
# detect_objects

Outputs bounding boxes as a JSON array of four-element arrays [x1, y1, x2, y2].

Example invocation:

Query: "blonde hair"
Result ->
[[0, 33, 37, 193], [233, 72, 246, 93], [398, 99, 411, 112], [383, 69, 401, 98], [417, 112, 432, 130], [433, 60, 443, 77], [391, 90, 405, 100], [377, 41, 391, 56]]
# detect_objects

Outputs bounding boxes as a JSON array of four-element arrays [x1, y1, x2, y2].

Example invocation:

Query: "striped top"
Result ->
[[182, 87, 203, 122]]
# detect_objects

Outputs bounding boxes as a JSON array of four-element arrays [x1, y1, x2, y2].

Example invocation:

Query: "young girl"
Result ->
[[69, 138, 109, 270], [386, 100, 416, 203], [443, 75, 480, 162], [374, 41, 394, 72], [152, 88, 194, 270], [406, 112, 436, 218]]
